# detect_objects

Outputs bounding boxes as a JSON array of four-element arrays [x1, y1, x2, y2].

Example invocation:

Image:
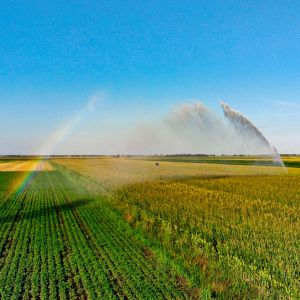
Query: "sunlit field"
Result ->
[[53, 157, 300, 298], [0, 160, 185, 299], [0, 160, 52, 172], [53, 157, 287, 189], [0, 157, 299, 299]]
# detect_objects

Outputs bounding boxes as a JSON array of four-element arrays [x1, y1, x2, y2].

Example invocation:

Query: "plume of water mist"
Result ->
[[221, 101, 286, 170], [221, 101, 270, 147], [272, 146, 286, 169], [95, 99, 286, 174], [165, 102, 236, 154]]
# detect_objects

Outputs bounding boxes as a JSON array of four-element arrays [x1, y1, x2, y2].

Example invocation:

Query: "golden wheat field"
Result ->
[[0, 160, 53, 172], [53, 157, 300, 298]]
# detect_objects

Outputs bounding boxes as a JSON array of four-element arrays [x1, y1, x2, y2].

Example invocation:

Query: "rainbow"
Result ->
[[6, 95, 102, 197], [6, 118, 76, 196], [7, 159, 45, 197]]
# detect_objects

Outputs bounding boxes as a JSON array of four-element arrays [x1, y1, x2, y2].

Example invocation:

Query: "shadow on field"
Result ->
[[0, 198, 93, 225]]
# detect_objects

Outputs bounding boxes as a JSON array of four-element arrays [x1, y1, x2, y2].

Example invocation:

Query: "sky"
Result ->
[[0, 1, 299, 154]]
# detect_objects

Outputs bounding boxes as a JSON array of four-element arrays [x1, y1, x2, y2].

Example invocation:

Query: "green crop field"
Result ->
[[0, 169, 188, 299], [0, 157, 299, 299]]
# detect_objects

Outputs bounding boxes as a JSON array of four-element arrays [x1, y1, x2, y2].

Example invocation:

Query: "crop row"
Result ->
[[0, 170, 186, 299], [51, 171, 185, 299]]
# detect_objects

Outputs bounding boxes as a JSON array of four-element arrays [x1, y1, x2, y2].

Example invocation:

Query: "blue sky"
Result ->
[[0, 1, 299, 154]]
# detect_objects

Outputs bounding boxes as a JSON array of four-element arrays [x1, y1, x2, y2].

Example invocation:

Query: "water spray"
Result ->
[[221, 101, 286, 170]]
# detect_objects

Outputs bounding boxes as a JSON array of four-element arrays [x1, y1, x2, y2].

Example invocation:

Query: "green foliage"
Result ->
[[0, 171, 186, 299], [110, 175, 300, 298], [1, 157, 299, 299]]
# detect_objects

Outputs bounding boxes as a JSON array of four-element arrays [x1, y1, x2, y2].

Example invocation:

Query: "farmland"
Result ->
[[144, 155, 300, 168], [0, 160, 52, 172], [53, 157, 286, 189], [55, 157, 300, 298], [0, 157, 299, 299], [0, 165, 187, 299]]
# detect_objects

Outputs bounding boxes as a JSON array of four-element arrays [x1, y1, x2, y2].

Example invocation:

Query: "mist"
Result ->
[[121, 101, 281, 159], [36, 100, 285, 165]]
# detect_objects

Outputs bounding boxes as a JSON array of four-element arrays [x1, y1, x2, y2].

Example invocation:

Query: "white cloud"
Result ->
[[274, 100, 300, 109]]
